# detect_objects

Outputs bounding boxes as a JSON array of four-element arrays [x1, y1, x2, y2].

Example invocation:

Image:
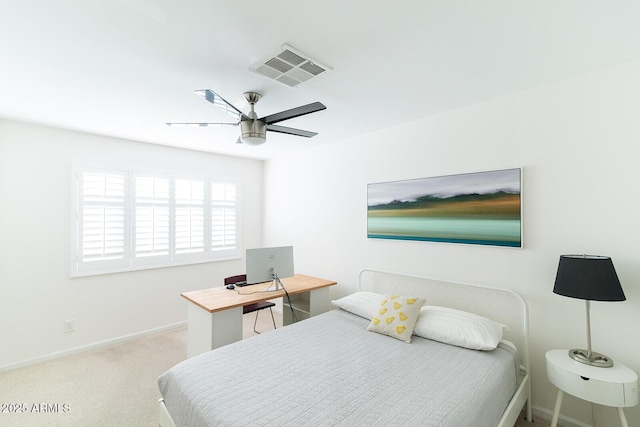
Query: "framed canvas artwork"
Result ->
[[367, 168, 522, 247]]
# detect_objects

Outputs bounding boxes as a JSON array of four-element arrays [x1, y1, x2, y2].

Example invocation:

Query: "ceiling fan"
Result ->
[[166, 89, 326, 145]]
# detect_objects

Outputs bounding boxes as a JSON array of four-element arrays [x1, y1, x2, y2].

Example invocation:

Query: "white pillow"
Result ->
[[413, 306, 507, 351], [331, 291, 383, 320]]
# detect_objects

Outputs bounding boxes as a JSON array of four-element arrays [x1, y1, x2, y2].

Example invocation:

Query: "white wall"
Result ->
[[263, 59, 640, 426], [0, 120, 263, 369]]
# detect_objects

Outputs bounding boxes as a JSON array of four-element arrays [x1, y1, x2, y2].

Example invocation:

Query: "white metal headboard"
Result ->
[[358, 269, 530, 377]]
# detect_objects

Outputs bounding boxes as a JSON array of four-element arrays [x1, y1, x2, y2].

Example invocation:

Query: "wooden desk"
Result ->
[[182, 274, 337, 357]]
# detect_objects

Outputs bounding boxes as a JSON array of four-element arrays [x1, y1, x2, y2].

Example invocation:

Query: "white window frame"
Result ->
[[71, 166, 240, 277]]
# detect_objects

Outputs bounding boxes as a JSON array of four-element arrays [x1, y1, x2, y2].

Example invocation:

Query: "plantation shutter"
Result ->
[[73, 167, 240, 276], [175, 179, 205, 255], [211, 183, 237, 251], [77, 170, 128, 272], [134, 175, 170, 263]]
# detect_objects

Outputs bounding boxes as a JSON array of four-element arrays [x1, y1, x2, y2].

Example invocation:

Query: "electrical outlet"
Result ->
[[64, 319, 75, 333]]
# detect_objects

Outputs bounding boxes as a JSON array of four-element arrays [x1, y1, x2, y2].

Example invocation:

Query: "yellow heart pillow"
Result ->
[[366, 293, 426, 343]]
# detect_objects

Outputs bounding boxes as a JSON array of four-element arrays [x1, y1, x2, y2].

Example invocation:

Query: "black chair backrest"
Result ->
[[224, 274, 247, 286]]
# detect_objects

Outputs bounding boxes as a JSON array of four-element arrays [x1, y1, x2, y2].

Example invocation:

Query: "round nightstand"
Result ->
[[546, 349, 639, 427]]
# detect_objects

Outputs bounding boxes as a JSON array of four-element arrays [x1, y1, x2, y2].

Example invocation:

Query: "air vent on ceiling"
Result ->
[[249, 44, 330, 88]]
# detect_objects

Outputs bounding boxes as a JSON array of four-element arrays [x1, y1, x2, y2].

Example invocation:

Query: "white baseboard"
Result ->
[[531, 404, 591, 427], [0, 321, 187, 373]]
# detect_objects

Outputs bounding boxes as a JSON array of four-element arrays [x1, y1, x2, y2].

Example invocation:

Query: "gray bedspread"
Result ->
[[158, 309, 517, 427]]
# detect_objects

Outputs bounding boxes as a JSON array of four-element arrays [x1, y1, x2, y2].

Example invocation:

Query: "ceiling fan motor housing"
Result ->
[[240, 118, 267, 145]]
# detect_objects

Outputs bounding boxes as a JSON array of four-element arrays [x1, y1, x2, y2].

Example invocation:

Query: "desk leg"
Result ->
[[617, 407, 629, 427], [308, 286, 331, 316], [187, 304, 242, 358], [283, 286, 332, 326], [550, 389, 563, 427]]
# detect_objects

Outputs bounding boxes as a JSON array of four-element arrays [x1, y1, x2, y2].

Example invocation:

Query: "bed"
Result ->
[[158, 269, 532, 426]]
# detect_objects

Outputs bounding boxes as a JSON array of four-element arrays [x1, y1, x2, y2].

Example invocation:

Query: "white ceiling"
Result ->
[[1, 1, 640, 160]]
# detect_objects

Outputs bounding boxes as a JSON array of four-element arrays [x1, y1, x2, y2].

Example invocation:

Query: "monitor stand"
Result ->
[[264, 270, 284, 292]]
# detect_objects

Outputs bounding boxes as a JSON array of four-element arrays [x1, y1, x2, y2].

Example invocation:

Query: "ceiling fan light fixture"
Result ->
[[241, 136, 266, 146], [240, 119, 266, 145]]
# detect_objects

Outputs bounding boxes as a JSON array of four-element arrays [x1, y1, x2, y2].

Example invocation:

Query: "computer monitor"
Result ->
[[245, 246, 294, 290]]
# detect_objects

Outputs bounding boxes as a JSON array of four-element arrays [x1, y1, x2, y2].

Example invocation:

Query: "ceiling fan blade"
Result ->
[[261, 102, 326, 125], [266, 124, 318, 138], [194, 89, 247, 121], [166, 122, 238, 128]]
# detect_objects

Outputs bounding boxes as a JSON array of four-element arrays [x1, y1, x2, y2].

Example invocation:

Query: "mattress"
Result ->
[[158, 308, 518, 427]]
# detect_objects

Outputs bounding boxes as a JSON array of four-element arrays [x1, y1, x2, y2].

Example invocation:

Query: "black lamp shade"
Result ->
[[553, 255, 625, 301]]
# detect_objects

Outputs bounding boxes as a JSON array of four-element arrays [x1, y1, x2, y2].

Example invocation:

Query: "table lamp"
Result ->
[[553, 254, 625, 368]]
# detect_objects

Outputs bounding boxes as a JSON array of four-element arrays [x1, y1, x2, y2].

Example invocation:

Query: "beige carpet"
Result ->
[[1, 310, 548, 427]]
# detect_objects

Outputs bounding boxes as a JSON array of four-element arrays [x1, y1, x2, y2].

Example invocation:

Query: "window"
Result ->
[[73, 167, 240, 276], [211, 183, 237, 251], [175, 179, 205, 255], [134, 175, 170, 262]]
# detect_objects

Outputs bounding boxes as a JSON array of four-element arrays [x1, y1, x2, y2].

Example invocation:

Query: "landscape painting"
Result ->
[[367, 168, 522, 247]]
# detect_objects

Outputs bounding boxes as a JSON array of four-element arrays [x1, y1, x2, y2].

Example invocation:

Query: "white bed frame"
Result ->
[[158, 269, 532, 426], [358, 269, 532, 426]]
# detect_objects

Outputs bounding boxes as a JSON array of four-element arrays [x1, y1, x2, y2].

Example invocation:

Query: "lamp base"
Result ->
[[568, 348, 613, 368]]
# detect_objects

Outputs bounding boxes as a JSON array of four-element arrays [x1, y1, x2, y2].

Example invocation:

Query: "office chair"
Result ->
[[224, 274, 277, 334]]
